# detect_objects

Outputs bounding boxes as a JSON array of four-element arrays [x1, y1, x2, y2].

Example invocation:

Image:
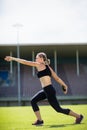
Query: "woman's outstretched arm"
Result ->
[[4, 56, 39, 67]]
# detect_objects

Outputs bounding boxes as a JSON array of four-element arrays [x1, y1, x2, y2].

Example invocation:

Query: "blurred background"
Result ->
[[0, 0, 87, 106]]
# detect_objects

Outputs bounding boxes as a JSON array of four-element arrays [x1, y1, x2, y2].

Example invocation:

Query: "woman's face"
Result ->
[[35, 55, 43, 63]]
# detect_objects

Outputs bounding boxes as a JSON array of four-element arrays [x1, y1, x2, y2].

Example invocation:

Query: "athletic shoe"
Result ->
[[32, 120, 44, 126], [75, 115, 84, 124]]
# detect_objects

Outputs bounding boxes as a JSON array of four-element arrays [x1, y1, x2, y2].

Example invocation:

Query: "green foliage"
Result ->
[[0, 105, 87, 130]]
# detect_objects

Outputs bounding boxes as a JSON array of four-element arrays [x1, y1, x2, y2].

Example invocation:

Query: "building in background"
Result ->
[[0, 43, 87, 106]]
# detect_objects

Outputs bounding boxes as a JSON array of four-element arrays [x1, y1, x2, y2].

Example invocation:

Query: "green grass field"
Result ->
[[0, 105, 87, 130]]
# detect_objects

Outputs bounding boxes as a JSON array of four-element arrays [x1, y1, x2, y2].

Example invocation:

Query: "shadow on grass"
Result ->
[[45, 123, 84, 128]]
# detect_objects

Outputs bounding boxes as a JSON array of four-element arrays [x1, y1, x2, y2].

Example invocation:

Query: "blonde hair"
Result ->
[[37, 52, 50, 65]]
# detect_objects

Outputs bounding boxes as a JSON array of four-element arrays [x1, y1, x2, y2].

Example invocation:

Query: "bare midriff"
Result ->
[[39, 76, 52, 88]]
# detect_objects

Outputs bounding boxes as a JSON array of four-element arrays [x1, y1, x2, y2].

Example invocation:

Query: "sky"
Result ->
[[0, 0, 87, 45]]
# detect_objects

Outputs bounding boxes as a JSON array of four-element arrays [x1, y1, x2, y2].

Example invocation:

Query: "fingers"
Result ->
[[62, 85, 68, 94], [64, 89, 67, 94], [4, 56, 12, 62]]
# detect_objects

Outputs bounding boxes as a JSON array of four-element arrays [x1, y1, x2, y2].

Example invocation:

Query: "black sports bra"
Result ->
[[37, 65, 51, 78]]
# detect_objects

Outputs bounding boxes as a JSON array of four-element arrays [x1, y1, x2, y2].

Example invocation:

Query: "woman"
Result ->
[[5, 52, 83, 125]]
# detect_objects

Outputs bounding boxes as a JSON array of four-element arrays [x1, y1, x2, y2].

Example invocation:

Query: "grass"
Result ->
[[0, 105, 87, 130]]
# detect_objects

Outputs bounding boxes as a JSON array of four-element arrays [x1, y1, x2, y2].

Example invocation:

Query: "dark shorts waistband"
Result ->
[[43, 84, 52, 90]]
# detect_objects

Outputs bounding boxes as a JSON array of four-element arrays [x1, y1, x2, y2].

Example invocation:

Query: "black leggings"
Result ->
[[31, 85, 70, 115]]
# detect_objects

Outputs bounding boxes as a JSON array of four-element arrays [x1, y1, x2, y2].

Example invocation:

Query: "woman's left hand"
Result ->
[[4, 56, 13, 62]]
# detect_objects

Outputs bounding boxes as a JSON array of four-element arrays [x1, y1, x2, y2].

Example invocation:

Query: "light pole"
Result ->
[[13, 23, 23, 106]]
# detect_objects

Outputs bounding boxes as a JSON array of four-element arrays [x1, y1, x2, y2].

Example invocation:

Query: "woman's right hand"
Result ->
[[62, 85, 68, 94], [4, 56, 13, 62]]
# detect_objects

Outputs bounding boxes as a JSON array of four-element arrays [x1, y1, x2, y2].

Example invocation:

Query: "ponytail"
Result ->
[[45, 58, 50, 65]]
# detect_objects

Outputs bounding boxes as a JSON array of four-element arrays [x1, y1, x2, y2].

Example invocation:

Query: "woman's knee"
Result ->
[[30, 98, 39, 112], [30, 98, 35, 106], [56, 107, 70, 115]]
